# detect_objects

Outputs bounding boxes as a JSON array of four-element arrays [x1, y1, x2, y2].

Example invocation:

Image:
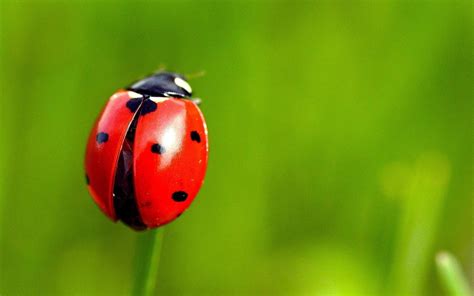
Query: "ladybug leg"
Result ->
[[191, 98, 201, 105]]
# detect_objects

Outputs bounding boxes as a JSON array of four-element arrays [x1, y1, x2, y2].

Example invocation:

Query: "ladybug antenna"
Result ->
[[153, 64, 167, 74], [185, 70, 206, 80]]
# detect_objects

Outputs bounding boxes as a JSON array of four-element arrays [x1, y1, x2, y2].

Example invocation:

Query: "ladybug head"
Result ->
[[127, 72, 192, 98]]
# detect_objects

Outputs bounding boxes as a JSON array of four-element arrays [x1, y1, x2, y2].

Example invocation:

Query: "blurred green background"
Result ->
[[0, 0, 472, 295]]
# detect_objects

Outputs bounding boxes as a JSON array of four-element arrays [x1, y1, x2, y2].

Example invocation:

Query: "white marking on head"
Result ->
[[174, 77, 192, 94], [149, 96, 169, 103], [128, 91, 143, 98]]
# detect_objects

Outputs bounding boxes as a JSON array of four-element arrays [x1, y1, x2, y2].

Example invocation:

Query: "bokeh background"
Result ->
[[0, 0, 472, 295]]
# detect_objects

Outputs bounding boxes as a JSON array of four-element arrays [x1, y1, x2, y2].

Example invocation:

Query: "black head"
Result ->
[[127, 72, 192, 98]]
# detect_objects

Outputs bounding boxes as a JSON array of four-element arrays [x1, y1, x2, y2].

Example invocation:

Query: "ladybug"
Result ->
[[85, 72, 208, 230]]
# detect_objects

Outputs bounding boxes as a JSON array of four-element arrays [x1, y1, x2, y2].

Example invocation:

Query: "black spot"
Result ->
[[126, 98, 142, 113], [172, 191, 188, 202], [190, 131, 201, 143], [141, 99, 157, 116], [85, 174, 90, 185], [96, 132, 109, 144], [151, 143, 165, 154]]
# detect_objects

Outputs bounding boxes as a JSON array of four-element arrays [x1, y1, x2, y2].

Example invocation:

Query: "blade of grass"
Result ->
[[133, 228, 165, 296], [436, 251, 471, 296], [389, 153, 450, 294]]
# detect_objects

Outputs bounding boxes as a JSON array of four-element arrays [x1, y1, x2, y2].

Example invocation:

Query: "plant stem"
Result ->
[[436, 251, 471, 296], [133, 228, 165, 296]]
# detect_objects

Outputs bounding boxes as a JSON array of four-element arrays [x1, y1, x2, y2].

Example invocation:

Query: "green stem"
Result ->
[[133, 228, 165, 296], [435, 251, 471, 296]]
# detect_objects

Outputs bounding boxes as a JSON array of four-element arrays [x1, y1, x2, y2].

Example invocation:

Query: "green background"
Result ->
[[0, 0, 472, 295]]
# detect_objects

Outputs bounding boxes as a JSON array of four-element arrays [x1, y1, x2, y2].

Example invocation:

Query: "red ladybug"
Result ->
[[85, 72, 208, 230]]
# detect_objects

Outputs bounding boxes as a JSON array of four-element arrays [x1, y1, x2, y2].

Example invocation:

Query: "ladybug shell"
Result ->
[[85, 90, 208, 228]]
